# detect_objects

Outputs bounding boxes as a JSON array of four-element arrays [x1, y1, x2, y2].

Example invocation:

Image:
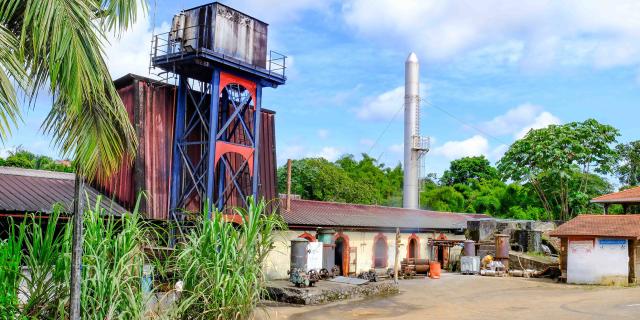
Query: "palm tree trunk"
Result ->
[[69, 173, 85, 319]]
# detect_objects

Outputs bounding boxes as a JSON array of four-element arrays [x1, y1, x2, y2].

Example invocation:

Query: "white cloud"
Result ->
[[482, 103, 560, 139], [389, 143, 403, 153], [317, 129, 329, 139], [309, 147, 342, 161], [103, 10, 169, 79], [433, 135, 489, 159], [515, 111, 561, 139], [230, 0, 333, 24], [357, 83, 428, 121], [342, 0, 640, 69]]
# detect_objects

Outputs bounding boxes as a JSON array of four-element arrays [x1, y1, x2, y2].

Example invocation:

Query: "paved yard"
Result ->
[[256, 273, 640, 320]]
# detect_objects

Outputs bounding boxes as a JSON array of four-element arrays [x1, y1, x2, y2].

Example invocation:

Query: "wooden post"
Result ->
[[69, 173, 85, 319], [286, 159, 292, 211], [394, 227, 400, 284]]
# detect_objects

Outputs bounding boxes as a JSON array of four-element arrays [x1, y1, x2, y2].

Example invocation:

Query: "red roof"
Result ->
[[280, 199, 488, 230], [591, 186, 640, 203], [549, 214, 640, 239]]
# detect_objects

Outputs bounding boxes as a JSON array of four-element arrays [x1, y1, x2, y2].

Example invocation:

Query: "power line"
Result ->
[[367, 103, 405, 155], [421, 98, 510, 146]]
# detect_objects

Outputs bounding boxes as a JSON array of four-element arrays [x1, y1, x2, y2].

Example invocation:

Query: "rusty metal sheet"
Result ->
[[95, 74, 277, 220]]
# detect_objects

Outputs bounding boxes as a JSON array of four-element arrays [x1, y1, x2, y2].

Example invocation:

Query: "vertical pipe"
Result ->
[[169, 76, 188, 217], [206, 69, 221, 217], [286, 158, 292, 211], [403, 52, 420, 209], [252, 84, 263, 199], [216, 90, 228, 211], [394, 227, 400, 284]]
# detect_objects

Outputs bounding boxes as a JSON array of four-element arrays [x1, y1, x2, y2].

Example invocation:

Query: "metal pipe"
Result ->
[[286, 159, 292, 211], [403, 52, 420, 209]]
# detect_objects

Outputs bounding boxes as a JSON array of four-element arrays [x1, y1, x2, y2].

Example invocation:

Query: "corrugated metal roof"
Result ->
[[591, 186, 640, 203], [549, 214, 640, 239], [0, 167, 127, 215], [280, 199, 487, 231]]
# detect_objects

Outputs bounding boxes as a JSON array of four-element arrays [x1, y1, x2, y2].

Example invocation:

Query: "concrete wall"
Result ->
[[263, 229, 464, 280], [567, 238, 630, 285]]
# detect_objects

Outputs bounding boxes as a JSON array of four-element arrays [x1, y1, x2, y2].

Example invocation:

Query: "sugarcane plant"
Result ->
[[165, 197, 284, 320]]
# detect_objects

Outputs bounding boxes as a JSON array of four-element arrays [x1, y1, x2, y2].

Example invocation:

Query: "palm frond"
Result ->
[[0, 24, 23, 140], [2, 0, 142, 180]]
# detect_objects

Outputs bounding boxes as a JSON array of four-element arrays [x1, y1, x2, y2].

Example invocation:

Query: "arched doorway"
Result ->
[[373, 234, 388, 268], [334, 234, 349, 275], [408, 238, 418, 259]]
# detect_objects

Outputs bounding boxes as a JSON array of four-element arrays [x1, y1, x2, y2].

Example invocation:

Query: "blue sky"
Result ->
[[7, 0, 640, 184]]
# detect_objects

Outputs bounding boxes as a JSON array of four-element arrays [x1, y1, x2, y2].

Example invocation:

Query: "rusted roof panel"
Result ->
[[281, 199, 488, 230], [0, 167, 127, 215], [549, 214, 640, 239]]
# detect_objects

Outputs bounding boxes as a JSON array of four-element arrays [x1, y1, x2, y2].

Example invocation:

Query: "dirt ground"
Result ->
[[255, 273, 640, 320]]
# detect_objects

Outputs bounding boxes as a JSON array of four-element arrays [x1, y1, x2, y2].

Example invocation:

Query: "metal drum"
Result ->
[[495, 234, 510, 270], [290, 238, 309, 271], [322, 243, 335, 270], [463, 240, 476, 256]]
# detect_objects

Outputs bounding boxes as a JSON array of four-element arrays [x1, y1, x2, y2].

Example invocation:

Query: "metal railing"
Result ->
[[149, 24, 287, 78], [412, 135, 430, 152]]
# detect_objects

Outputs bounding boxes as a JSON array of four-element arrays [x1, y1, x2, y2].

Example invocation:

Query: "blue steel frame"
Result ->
[[169, 67, 263, 226]]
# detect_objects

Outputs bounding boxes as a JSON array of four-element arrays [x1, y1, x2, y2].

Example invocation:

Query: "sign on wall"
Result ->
[[307, 242, 323, 272], [567, 238, 628, 285]]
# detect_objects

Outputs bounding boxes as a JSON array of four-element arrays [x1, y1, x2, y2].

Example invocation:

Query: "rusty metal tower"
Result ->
[[150, 2, 286, 223]]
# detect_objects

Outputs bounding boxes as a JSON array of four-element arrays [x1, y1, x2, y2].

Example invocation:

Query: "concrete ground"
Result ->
[[255, 273, 640, 320]]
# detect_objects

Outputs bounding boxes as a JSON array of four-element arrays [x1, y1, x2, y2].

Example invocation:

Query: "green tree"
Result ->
[[420, 185, 465, 212], [615, 140, 640, 186], [0, 0, 144, 179], [440, 156, 498, 185], [497, 119, 619, 220], [277, 158, 376, 204]]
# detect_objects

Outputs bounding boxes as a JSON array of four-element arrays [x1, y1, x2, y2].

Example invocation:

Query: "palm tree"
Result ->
[[0, 0, 145, 179], [0, 1, 146, 318]]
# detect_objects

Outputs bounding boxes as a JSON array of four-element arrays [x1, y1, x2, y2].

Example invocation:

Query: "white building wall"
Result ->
[[567, 238, 629, 285], [263, 229, 464, 280]]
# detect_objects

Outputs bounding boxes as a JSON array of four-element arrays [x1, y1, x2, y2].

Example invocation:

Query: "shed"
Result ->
[[591, 186, 640, 213], [549, 214, 640, 285]]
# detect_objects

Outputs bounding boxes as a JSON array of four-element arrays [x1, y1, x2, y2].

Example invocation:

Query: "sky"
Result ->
[[7, 0, 640, 183]]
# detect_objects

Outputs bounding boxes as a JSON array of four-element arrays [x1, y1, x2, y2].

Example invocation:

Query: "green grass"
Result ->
[[0, 196, 282, 319]]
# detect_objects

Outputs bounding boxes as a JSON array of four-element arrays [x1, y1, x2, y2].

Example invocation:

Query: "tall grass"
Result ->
[[0, 196, 282, 319], [167, 197, 284, 320], [80, 200, 150, 319], [0, 218, 25, 318]]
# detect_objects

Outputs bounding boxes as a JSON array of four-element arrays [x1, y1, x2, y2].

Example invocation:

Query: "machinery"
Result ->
[[288, 268, 319, 287], [358, 269, 379, 282]]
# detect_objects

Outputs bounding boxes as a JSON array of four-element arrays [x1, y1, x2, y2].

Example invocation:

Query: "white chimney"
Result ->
[[403, 52, 429, 209]]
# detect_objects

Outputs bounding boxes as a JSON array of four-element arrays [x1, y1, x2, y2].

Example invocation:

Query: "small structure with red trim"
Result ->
[[591, 186, 640, 214], [550, 214, 640, 285]]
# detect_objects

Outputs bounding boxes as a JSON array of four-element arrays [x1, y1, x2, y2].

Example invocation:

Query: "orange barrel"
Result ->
[[429, 261, 441, 279]]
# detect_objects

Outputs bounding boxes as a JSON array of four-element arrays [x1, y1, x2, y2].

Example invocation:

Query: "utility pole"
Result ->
[[394, 227, 400, 284], [286, 159, 292, 211], [69, 172, 85, 319]]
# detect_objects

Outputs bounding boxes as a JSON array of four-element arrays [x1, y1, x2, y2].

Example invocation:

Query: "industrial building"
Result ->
[[263, 198, 485, 280], [550, 214, 640, 285]]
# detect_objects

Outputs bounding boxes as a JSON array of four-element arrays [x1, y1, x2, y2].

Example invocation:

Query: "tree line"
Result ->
[[0, 147, 73, 173], [278, 119, 640, 221]]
